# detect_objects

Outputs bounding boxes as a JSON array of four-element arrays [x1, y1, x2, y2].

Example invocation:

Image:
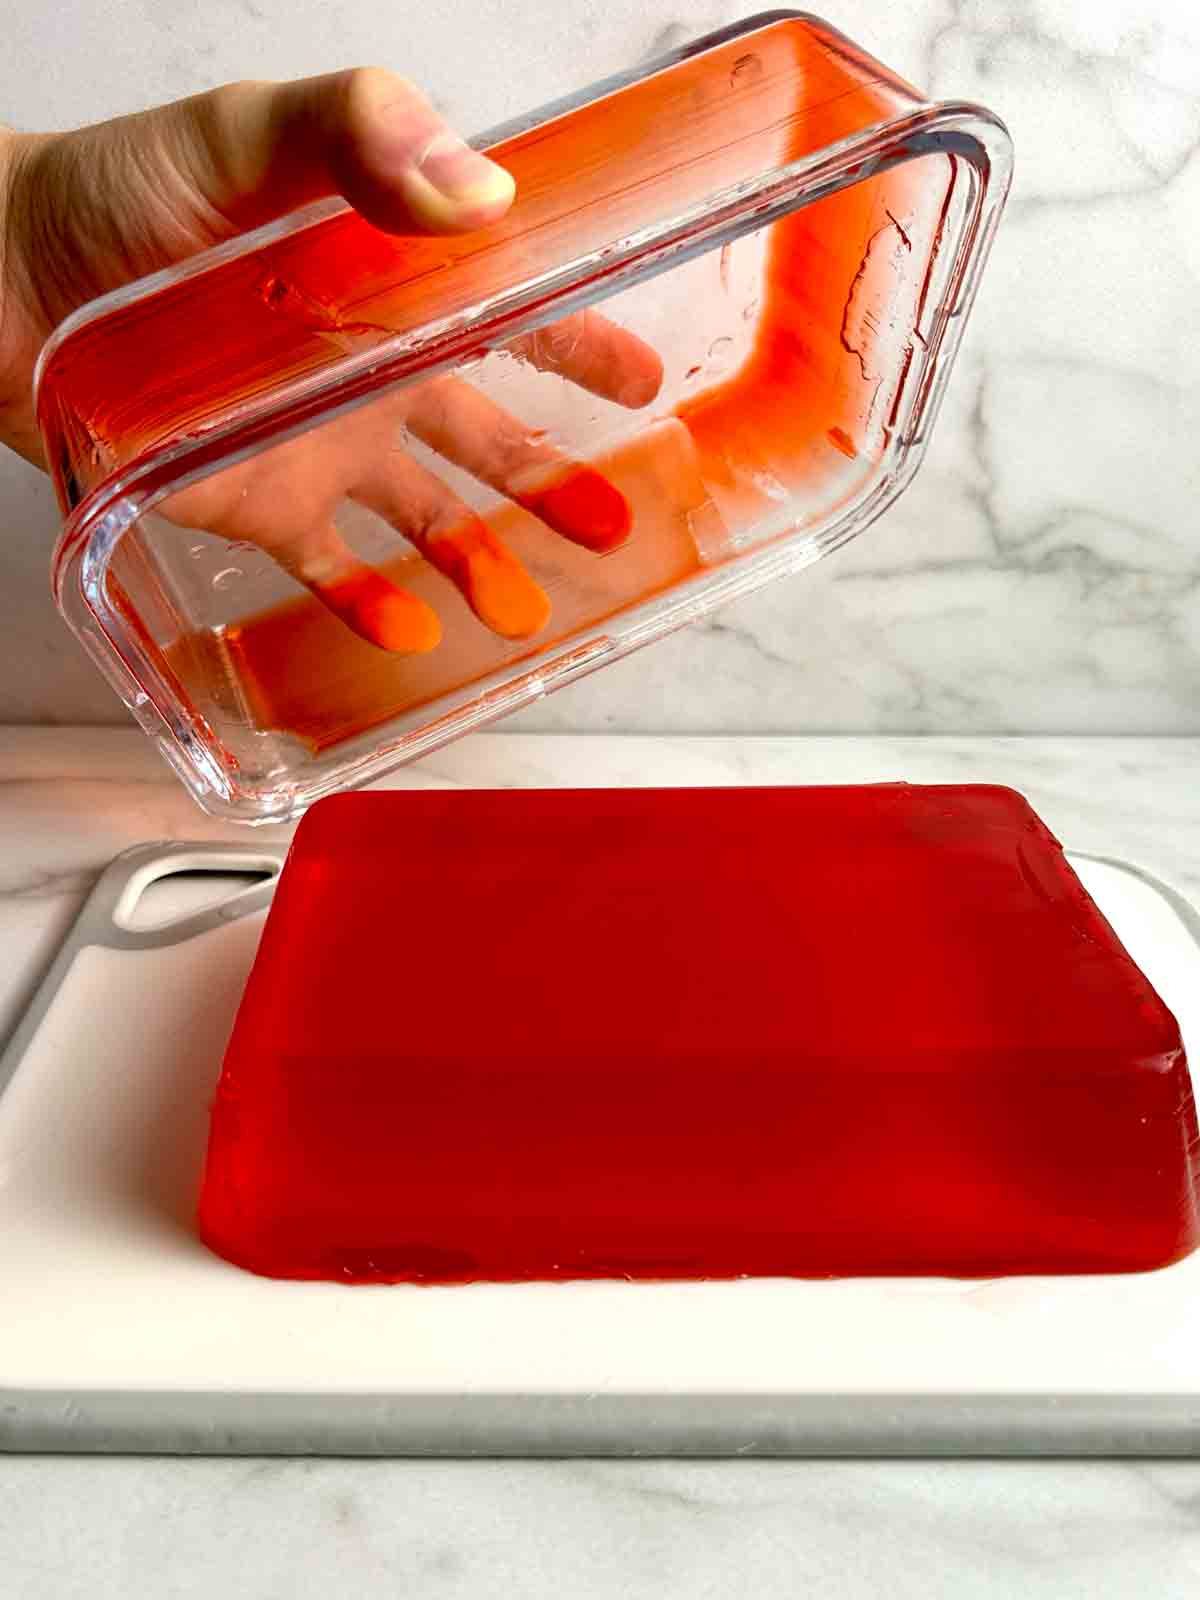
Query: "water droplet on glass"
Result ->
[[707, 337, 735, 373], [750, 470, 789, 503], [261, 274, 289, 309], [212, 567, 242, 591], [742, 299, 760, 323], [685, 364, 703, 381], [730, 52, 763, 87], [719, 243, 732, 294], [189, 543, 206, 560]]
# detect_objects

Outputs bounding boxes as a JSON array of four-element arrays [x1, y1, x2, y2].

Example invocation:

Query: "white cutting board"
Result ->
[[1, 842, 1199, 1456]]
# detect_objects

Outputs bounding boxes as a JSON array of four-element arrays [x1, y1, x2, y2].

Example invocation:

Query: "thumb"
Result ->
[[170, 67, 515, 236]]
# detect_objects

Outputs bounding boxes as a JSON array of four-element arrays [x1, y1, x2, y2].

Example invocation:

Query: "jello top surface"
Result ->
[[240, 784, 1182, 1069]]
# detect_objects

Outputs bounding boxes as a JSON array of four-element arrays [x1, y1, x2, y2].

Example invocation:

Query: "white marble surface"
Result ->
[[0, 0, 1197, 733], [1, 727, 1200, 1593]]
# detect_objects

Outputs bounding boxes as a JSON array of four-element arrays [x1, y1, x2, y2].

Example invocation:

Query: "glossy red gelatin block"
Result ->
[[198, 786, 1199, 1282]]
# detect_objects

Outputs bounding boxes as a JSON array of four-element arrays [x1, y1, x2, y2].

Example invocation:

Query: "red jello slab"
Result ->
[[198, 786, 1199, 1281]]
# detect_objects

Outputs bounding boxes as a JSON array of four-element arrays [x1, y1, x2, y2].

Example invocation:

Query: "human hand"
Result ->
[[0, 70, 663, 649]]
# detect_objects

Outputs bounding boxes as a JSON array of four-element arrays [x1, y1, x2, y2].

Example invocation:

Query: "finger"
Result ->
[[511, 311, 664, 409], [353, 450, 551, 640], [168, 68, 515, 235], [405, 376, 632, 554], [270, 520, 442, 654]]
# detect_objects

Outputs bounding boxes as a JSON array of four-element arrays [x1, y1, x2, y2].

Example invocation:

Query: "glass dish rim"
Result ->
[[47, 97, 1011, 594], [40, 10, 1013, 821]]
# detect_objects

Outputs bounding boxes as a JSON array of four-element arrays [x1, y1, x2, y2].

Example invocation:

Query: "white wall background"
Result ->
[[1, 0, 1197, 732]]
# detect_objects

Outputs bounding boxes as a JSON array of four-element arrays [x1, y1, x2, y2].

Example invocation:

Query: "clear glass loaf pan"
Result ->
[[38, 10, 1012, 822]]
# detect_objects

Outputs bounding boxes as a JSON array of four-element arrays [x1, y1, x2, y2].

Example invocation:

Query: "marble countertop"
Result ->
[[2, 729, 1200, 1595], [2, 0, 1199, 739]]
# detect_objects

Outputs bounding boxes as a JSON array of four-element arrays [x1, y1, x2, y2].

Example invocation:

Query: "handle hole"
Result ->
[[118, 864, 279, 932]]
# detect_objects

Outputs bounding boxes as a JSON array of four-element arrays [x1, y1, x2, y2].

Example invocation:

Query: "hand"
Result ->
[[0, 71, 663, 650]]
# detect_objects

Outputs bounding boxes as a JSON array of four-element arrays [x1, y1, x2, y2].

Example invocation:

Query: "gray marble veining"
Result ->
[[2, 1456, 1200, 1598]]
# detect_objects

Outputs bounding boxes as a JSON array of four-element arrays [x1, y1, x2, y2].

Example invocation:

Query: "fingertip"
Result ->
[[478, 567, 552, 639], [426, 518, 551, 639], [328, 68, 516, 236], [370, 589, 443, 654], [416, 133, 515, 222], [519, 467, 632, 554], [323, 569, 442, 653], [401, 153, 515, 233], [618, 350, 665, 409]]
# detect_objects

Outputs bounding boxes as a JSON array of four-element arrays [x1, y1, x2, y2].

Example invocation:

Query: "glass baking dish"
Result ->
[[38, 10, 1012, 822]]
